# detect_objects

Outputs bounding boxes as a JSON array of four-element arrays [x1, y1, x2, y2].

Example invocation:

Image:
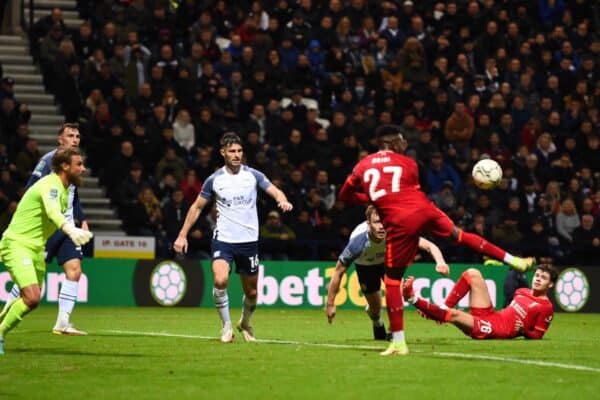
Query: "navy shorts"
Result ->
[[211, 239, 259, 275], [45, 230, 83, 265], [355, 264, 385, 294]]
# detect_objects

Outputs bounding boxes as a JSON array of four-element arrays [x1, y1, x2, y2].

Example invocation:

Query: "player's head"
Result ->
[[376, 124, 407, 153], [532, 264, 558, 293], [365, 205, 385, 241], [220, 132, 243, 169], [52, 148, 85, 186], [57, 122, 80, 149]]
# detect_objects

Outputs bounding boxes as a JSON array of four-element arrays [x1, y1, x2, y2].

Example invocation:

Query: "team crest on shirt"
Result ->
[[50, 188, 58, 199]]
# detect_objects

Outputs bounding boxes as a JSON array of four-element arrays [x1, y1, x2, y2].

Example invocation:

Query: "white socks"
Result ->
[[392, 331, 406, 343], [213, 287, 231, 325], [241, 295, 257, 326], [56, 279, 78, 327], [503, 254, 515, 265]]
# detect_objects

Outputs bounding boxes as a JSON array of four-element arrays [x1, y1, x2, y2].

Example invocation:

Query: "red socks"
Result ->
[[457, 231, 507, 261], [414, 298, 451, 322], [444, 271, 472, 308], [385, 281, 404, 332]]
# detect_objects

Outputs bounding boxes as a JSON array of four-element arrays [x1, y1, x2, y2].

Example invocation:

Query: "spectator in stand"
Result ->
[[571, 214, 600, 263], [179, 169, 202, 205], [556, 198, 581, 248], [426, 151, 461, 195], [260, 210, 296, 260]]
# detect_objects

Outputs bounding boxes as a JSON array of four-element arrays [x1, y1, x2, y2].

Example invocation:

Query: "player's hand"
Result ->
[[173, 236, 188, 254], [326, 304, 336, 324], [435, 264, 450, 276], [62, 223, 94, 246], [81, 220, 89, 231], [278, 200, 293, 212]]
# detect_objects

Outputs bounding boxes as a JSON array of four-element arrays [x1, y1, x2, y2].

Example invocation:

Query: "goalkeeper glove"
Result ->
[[62, 223, 94, 246]]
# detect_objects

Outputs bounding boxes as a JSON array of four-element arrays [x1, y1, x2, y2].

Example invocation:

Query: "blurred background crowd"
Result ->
[[0, 0, 599, 264]]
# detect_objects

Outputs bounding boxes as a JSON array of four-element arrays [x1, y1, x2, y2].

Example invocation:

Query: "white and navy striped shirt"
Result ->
[[338, 222, 385, 267], [200, 165, 272, 243]]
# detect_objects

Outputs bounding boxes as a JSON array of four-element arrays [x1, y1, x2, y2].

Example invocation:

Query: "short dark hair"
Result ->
[[536, 264, 559, 284], [375, 124, 405, 148], [52, 148, 81, 173], [365, 205, 378, 221], [220, 132, 242, 148], [58, 122, 79, 136]]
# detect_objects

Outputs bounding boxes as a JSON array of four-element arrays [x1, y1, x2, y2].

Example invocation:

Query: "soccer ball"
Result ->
[[472, 159, 503, 189], [150, 261, 187, 306], [555, 268, 590, 312]]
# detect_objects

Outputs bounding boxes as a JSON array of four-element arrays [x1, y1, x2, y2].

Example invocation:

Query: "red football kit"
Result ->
[[339, 150, 454, 268], [470, 288, 554, 339]]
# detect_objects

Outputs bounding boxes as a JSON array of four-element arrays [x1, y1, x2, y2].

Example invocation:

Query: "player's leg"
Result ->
[[403, 276, 476, 335], [0, 245, 45, 354], [212, 257, 233, 342], [211, 239, 234, 342], [356, 265, 386, 340], [427, 205, 535, 272], [235, 242, 259, 342], [380, 267, 409, 356], [53, 235, 86, 335], [0, 284, 20, 323], [238, 274, 258, 342], [444, 268, 494, 309]]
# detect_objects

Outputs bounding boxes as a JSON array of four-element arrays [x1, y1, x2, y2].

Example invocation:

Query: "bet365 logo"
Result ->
[[555, 268, 590, 312]]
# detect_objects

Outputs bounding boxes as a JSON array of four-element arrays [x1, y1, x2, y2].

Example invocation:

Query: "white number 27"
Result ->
[[363, 166, 403, 201]]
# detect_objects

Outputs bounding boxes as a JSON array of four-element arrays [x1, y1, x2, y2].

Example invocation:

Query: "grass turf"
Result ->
[[0, 307, 598, 400]]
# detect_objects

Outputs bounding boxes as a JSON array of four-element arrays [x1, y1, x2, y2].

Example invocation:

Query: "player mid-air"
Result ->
[[174, 133, 293, 343], [326, 205, 449, 340], [403, 264, 557, 339], [338, 124, 535, 355], [1, 123, 89, 335], [0, 149, 93, 354]]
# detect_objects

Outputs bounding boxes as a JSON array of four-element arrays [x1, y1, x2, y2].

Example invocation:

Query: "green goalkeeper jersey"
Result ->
[[3, 173, 68, 251]]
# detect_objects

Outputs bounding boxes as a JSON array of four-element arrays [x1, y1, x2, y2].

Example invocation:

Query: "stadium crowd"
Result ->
[[0, 0, 599, 264]]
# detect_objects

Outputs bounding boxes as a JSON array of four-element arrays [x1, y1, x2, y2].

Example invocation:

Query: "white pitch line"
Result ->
[[104, 329, 382, 350], [431, 351, 600, 373], [103, 329, 600, 373]]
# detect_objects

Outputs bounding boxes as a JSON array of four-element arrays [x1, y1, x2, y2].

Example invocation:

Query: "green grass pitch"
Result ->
[[1, 307, 599, 400]]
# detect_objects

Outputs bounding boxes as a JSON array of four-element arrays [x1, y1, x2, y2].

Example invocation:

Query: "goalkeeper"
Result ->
[[0, 148, 93, 354]]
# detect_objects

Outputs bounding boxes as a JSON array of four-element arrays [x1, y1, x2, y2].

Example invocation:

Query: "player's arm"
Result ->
[[327, 237, 361, 323], [41, 181, 93, 245], [25, 155, 50, 189], [326, 260, 349, 324], [339, 173, 370, 204], [173, 194, 209, 254], [418, 237, 449, 276], [523, 307, 553, 340], [73, 189, 89, 231], [265, 184, 293, 212]]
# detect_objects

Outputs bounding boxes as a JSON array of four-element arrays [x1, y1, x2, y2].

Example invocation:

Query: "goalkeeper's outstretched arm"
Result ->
[[174, 195, 209, 254]]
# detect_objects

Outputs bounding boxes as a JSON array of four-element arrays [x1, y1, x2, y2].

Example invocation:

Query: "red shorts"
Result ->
[[383, 203, 454, 268], [469, 307, 516, 339]]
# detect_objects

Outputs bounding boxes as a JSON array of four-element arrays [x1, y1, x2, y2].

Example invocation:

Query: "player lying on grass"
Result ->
[[326, 205, 449, 340], [0, 149, 93, 354], [402, 264, 557, 339]]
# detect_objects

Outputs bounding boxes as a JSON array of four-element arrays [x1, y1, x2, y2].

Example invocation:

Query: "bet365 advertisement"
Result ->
[[0, 260, 595, 312]]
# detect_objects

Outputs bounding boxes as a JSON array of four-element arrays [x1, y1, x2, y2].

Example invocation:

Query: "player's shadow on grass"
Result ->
[[11, 347, 151, 358]]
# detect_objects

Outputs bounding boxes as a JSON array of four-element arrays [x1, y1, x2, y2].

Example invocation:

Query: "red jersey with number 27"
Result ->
[[339, 150, 429, 220], [339, 150, 455, 268]]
